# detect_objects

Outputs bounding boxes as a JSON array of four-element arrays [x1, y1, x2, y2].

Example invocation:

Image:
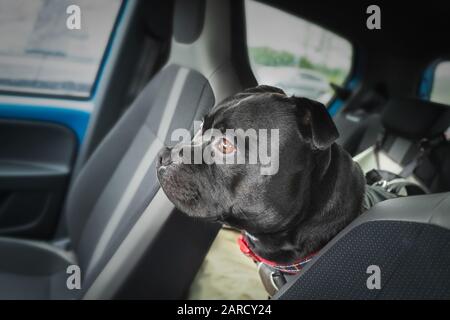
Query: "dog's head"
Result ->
[[156, 85, 339, 235]]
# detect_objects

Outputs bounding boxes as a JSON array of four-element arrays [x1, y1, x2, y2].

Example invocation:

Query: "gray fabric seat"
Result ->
[[0, 237, 75, 299], [0, 0, 252, 299], [275, 192, 450, 299], [353, 98, 450, 192], [0, 64, 214, 299]]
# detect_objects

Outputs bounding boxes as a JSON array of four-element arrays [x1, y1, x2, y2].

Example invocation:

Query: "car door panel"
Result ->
[[0, 0, 133, 239], [0, 119, 76, 238]]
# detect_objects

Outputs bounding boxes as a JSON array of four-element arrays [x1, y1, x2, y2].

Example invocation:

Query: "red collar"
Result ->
[[238, 233, 316, 274]]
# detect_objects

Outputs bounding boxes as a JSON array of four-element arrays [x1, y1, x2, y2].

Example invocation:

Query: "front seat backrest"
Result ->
[[66, 66, 212, 283], [275, 192, 450, 299], [64, 0, 252, 299]]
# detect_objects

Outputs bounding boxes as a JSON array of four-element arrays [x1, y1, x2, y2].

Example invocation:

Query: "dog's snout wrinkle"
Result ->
[[158, 147, 173, 167]]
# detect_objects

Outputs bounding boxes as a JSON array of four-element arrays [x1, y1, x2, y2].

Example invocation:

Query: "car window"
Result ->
[[430, 61, 450, 105], [245, 0, 353, 105], [0, 0, 122, 98]]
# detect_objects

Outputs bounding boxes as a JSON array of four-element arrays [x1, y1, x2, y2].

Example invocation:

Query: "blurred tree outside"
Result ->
[[249, 47, 295, 67], [249, 46, 347, 85]]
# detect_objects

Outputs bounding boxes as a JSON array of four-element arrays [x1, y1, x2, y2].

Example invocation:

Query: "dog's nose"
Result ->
[[158, 147, 173, 167]]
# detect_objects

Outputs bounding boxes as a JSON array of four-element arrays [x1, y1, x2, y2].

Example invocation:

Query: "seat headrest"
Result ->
[[173, 0, 206, 44], [381, 98, 448, 139]]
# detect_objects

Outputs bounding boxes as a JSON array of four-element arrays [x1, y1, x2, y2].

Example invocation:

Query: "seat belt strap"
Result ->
[[373, 130, 386, 169], [399, 155, 421, 178], [399, 134, 447, 178]]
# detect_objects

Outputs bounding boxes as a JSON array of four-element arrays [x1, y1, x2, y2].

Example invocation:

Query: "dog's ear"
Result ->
[[243, 85, 286, 96], [293, 97, 339, 150]]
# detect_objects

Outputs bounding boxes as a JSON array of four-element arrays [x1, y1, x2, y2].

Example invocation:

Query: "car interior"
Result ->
[[0, 0, 449, 300]]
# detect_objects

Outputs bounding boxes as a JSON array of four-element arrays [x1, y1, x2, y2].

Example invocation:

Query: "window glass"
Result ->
[[430, 61, 450, 105], [245, 0, 353, 104], [0, 0, 122, 98]]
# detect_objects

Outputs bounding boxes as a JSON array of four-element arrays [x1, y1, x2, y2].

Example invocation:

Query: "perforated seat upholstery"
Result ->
[[276, 192, 450, 299]]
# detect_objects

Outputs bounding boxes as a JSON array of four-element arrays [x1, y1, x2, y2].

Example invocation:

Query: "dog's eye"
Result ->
[[217, 137, 236, 154]]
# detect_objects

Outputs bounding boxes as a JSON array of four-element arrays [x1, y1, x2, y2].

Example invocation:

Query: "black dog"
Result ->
[[156, 85, 368, 266]]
